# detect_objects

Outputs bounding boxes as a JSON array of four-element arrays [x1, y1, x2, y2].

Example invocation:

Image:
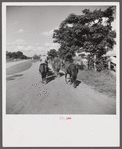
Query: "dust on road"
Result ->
[[6, 61, 116, 114]]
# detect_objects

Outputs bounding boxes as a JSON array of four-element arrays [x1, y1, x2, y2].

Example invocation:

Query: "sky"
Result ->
[[6, 5, 116, 57]]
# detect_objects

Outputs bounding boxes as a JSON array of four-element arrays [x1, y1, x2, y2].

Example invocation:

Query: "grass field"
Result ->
[[77, 70, 116, 98], [6, 60, 37, 75]]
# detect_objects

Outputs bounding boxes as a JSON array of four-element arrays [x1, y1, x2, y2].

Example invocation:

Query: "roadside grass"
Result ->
[[6, 60, 37, 75], [6, 59, 24, 63], [77, 70, 116, 98]]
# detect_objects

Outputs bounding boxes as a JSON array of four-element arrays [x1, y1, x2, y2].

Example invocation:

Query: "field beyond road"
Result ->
[[7, 60, 35, 75], [6, 61, 116, 114]]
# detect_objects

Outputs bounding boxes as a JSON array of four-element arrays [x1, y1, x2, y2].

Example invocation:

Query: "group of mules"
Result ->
[[39, 56, 79, 88]]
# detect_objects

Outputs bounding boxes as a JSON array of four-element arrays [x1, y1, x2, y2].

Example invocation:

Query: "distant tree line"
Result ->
[[6, 51, 31, 60], [32, 54, 40, 60]]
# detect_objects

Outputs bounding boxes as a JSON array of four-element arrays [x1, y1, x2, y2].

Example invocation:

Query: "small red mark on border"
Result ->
[[59, 116, 72, 120], [59, 116, 65, 120], [66, 117, 72, 120]]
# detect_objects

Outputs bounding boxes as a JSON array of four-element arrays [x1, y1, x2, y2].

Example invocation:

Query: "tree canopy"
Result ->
[[47, 49, 58, 58], [53, 6, 116, 59], [6, 51, 28, 59]]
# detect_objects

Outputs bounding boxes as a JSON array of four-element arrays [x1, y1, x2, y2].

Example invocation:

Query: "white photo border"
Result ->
[[2, 2, 120, 147]]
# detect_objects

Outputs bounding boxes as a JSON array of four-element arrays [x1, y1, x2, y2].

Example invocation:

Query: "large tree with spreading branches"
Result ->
[[53, 6, 116, 70]]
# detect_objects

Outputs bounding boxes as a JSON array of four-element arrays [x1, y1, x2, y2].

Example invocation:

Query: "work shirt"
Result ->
[[40, 56, 48, 65]]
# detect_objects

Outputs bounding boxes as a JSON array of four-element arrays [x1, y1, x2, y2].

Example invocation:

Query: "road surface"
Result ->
[[6, 61, 116, 114]]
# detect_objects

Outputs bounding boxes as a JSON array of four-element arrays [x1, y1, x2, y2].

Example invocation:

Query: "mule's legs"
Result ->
[[42, 76, 44, 84], [43, 77, 47, 84], [72, 74, 78, 88], [65, 73, 68, 83], [68, 73, 72, 85], [73, 80, 76, 88], [57, 69, 60, 77], [41, 73, 46, 84]]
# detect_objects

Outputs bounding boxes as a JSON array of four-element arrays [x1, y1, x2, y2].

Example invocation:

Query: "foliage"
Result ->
[[6, 51, 28, 59], [53, 6, 116, 69], [96, 57, 108, 71], [47, 49, 58, 58], [88, 55, 108, 71], [32, 54, 40, 60]]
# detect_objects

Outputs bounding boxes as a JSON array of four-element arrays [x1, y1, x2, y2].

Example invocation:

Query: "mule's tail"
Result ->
[[71, 72, 77, 84], [71, 67, 78, 88], [44, 64, 48, 73]]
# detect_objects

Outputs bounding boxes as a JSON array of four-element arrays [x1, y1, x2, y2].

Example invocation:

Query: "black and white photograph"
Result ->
[[2, 2, 120, 147]]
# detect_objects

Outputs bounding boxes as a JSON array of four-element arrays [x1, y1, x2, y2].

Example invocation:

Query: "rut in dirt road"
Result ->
[[6, 61, 116, 114]]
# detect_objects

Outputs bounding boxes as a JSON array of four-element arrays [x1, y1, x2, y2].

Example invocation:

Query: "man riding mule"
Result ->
[[39, 55, 49, 84], [51, 56, 63, 77]]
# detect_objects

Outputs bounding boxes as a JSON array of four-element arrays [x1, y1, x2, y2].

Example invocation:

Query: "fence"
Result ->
[[108, 56, 116, 71]]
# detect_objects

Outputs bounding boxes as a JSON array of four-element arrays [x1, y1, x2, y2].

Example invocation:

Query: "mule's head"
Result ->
[[60, 59, 65, 67]]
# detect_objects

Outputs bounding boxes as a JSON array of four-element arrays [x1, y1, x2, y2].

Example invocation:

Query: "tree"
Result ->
[[33, 54, 39, 60], [16, 51, 23, 58], [53, 6, 116, 70], [47, 49, 58, 58], [6, 51, 28, 60], [12, 52, 17, 59]]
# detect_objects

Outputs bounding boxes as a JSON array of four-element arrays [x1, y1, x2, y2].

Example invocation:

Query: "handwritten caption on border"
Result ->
[[59, 116, 72, 120]]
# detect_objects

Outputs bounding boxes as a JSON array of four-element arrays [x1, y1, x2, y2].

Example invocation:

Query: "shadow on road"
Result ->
[[38, 68, 65, 84], [74, 80, 81, 88], [47, 75, 56, 83], [6, 74, 23, 81], [47, 68, 54, 76], [59, 72, 65, 77], [46, 70, 64, 84], [46, 69, 56, 83]]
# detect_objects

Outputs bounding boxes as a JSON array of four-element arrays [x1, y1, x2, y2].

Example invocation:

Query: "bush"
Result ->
[[96, 57, 108, 71]]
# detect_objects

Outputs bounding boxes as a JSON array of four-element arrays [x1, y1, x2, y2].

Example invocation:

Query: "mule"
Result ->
[[51, 57, 62, 77], [39, 63, 48, 84], [62, 60, 78, 88]]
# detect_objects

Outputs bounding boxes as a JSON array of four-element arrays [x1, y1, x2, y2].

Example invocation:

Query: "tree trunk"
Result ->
[[94, 54, 97, 71], [108, 61, 111, 70]]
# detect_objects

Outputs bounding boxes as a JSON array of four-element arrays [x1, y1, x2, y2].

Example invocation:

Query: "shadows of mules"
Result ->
[[46, 75, 56, 83], [46, 69, 56, 83], [39, 66, 65, 84], [6, 74, 23, 81], [74, 80, 81, 88], [45, 70, 65, 84], [59, 72, 65, 77], [47, 68, 54, 76]]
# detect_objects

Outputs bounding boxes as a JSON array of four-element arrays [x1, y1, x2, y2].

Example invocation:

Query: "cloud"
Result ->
[[13, 21, 19, 25], [35, 43, 42, 46], [13, 29, 29, 34], [7, 39, 26, 48], [45, 42, 60, 50], [15, 39, 26, 44], [111, 19, 116, 31], [18, 29, 24, 33], [25, 46, 34, 52], [41, 29, 54, 36], [6, 39, 47, 57], [17, 46, 24, 50]]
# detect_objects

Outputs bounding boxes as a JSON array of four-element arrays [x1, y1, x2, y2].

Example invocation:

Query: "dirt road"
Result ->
[[6, 61, 116, 114]]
